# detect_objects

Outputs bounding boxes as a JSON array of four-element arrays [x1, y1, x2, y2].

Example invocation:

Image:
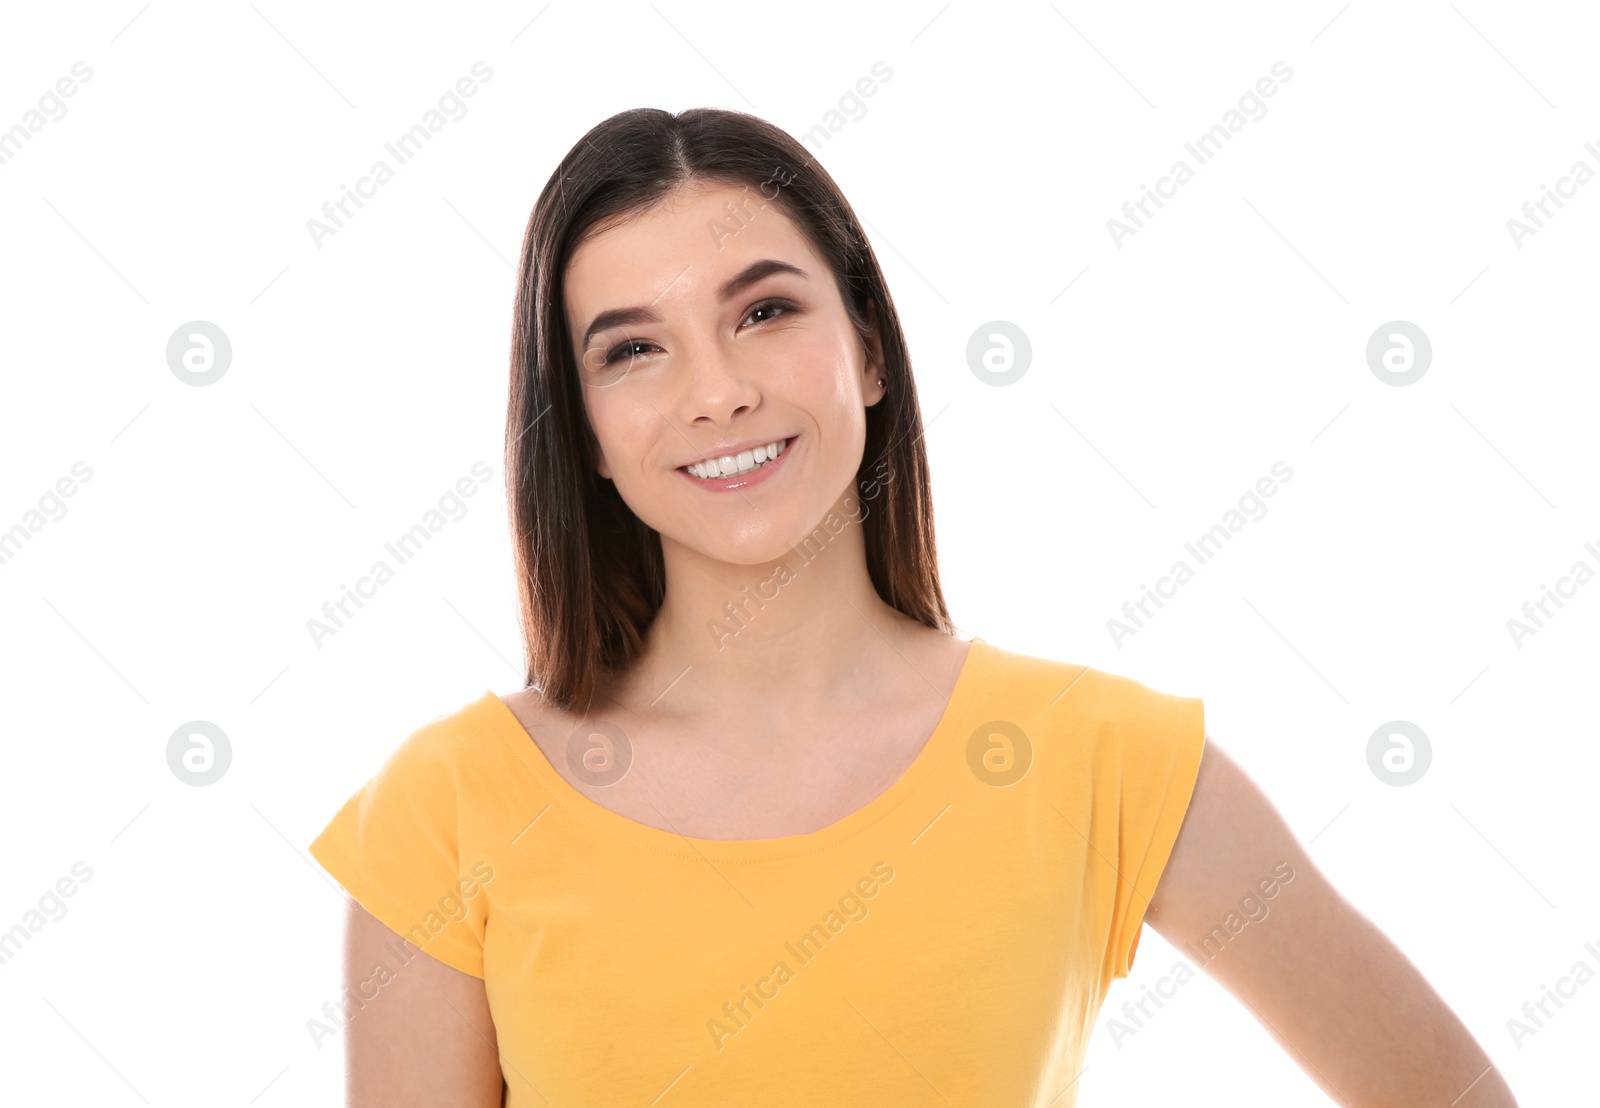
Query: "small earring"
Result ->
[[877, 377, 885, 388]]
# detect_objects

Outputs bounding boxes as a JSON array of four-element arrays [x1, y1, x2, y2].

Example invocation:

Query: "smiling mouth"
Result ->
[[680, 437, 795, 481]]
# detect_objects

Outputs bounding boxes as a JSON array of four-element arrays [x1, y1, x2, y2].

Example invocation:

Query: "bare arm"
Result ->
[[341, 900, 504, 1107], [1144, 740, 1518, 1107]]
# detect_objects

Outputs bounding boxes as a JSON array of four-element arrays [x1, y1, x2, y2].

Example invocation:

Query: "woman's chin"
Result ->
[[665, 521, 816, 568]]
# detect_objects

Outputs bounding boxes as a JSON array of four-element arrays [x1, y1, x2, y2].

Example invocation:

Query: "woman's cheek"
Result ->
[[601, 403, 658, 479]]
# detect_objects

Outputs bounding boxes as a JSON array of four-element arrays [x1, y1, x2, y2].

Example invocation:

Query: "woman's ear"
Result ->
[[862, 299, 888, 406]]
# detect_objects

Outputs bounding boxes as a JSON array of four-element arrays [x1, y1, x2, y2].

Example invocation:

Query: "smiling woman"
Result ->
[[307, 106, 1521, 1108]]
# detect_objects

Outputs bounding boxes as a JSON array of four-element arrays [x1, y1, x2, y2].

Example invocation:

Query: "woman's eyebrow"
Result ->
[[580, 258, 808, 348]]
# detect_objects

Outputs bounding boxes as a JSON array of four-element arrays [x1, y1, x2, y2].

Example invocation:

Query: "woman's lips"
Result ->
[[677, 436, 796, 492]]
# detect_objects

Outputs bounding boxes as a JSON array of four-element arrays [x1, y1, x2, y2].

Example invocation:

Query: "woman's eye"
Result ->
[[602, 339, 655, 366], [744, 299, 795, 327]]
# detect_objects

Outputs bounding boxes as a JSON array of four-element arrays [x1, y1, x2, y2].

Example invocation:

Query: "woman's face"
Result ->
[[563, 179, 885, 565]]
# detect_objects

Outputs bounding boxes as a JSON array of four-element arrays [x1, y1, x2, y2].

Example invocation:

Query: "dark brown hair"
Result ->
[[506, 106, 951, 712]]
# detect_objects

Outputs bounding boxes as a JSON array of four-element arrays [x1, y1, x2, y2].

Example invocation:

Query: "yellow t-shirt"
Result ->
[[309, 636, 1205, 1106]]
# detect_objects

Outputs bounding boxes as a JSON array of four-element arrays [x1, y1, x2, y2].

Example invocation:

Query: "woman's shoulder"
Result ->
[[364, 688, 522, 785], [975, 636, 1200, 721]]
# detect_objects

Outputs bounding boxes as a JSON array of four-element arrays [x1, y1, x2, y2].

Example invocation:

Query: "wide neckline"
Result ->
[[482, 637, 989, 862]]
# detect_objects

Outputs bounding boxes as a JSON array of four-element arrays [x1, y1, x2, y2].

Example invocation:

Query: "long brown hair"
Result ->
[[506, 106, 951, 712]]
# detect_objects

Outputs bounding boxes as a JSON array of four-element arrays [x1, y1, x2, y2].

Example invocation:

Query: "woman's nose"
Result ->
[[676, 336, 760, 420]]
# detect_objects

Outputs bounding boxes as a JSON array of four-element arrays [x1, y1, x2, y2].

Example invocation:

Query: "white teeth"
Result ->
[[686, 438, 787, 479]]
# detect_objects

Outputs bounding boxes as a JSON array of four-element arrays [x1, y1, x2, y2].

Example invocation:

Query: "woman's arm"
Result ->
[[1144, 740, 1518, 1107], [341, 900, 505, 1107]]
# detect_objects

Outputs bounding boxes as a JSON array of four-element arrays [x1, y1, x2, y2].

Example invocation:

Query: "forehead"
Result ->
[[563, 181, 818, 330]]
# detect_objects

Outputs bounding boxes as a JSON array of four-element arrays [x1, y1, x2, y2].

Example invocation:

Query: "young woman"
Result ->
[[309, 108, 1518, 1107]]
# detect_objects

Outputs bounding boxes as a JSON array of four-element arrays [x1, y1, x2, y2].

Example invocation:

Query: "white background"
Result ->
[[1, 1, 1595, 1104]]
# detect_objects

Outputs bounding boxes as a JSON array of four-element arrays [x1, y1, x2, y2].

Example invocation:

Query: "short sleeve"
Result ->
[[1101, 678, 1206, 980], [309, 715, 491, 979]]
